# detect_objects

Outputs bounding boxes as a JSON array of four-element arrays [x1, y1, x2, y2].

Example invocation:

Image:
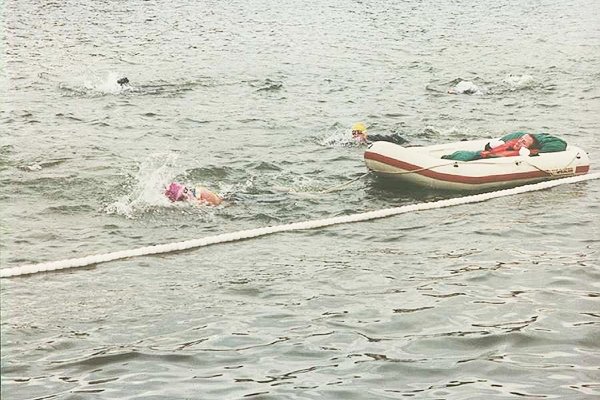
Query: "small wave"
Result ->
[[393, 306, 435, 313], [0, 144, 14, 156], [270, 172, 336, 196], [16, 158, 69, 172], [420, 125, 484, 141], [55, 113, 84, 122], [135, 81, 198, 97], [251, 161, 282, 172], [43, 204, 95, 214], [179, 117, 210, 126], [18, 164, 42, 171], [248, 78, 284, 92], [237, 118, 267, 124]]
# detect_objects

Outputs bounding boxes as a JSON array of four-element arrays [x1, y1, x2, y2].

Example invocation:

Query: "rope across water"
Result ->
[[1, 173, 598, 278]]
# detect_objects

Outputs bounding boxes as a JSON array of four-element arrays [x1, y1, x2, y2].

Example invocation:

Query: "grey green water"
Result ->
[[2, 0, 599, 398]]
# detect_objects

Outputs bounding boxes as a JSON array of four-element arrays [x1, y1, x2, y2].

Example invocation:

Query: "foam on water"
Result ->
[[447, 80, 485, 95], [319, 127, 364, 147], [59, 71, 135, 97], [105, 153, 182, 218], [501, 74, 539, 91]]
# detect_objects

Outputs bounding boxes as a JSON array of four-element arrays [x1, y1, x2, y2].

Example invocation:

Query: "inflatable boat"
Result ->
[[364, 139, 590, 191]]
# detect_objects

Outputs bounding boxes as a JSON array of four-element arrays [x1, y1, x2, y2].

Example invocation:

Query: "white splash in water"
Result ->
[[83, 71, 137, 95], [447, 80, 484, 95], [219, 175, 254, 199], [502, 74, 537, 90], [24, 164, 42, 171], [60, 71, 137, 96], [105, 153, 182, 218], [319, 127, 361, 147]]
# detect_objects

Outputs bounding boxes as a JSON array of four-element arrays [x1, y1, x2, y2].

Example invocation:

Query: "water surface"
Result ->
[[2, 0, 599, 398]]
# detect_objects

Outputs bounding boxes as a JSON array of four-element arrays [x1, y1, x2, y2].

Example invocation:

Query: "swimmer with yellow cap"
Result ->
[[351, 122, 408, 146], [351, 122, 369, 144]]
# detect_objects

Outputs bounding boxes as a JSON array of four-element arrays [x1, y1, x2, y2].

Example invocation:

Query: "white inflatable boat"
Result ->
[[364, 139, 590, 191]]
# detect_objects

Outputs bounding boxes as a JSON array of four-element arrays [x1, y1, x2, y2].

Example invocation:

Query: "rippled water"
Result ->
[[2, 0, 599, 399]]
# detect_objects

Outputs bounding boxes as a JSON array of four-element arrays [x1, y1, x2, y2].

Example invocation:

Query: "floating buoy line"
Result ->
[[1, 173, 598, 279]]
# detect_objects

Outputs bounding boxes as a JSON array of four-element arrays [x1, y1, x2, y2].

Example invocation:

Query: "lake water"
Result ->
[[1, 0, 599, 398]]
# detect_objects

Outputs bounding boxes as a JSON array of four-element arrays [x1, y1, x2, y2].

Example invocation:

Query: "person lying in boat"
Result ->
[[164, 182, 223, 206], [441, 131, 567, 161], [351, 122, 408, 145]]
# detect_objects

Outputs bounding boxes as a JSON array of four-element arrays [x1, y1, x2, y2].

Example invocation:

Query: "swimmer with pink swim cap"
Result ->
[[164, 182, 223, 206]]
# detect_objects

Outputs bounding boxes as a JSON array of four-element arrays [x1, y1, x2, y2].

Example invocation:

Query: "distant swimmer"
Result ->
[[164, 182, 223, 206], [117, 77, 130, 86], [447, 80, 482, 95], [351, 122, 408, 145]]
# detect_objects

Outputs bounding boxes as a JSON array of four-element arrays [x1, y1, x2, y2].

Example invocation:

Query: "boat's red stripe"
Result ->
[[364, 151, 589, 185]]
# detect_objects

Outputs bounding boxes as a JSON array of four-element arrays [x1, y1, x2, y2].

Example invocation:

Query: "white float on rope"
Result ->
[[1, 173, 598, 278]]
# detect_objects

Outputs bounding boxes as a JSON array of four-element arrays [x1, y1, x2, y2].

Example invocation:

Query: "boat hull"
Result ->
[[364, 140, 590, 191]]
